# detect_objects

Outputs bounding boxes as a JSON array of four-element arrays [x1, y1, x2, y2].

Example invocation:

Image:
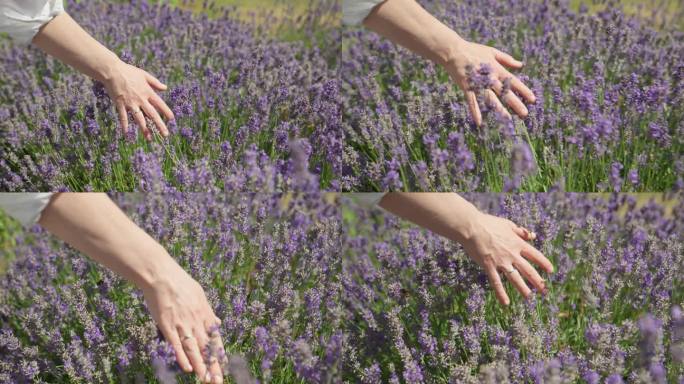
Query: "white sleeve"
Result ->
[[0, 193, 53, 226], [346, 193, 386, 208], [0, 0, 64, 46], [343, 0, 385, 25]]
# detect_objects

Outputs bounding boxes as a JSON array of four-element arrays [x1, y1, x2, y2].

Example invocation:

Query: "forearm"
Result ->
[[32, 12, 122, 83], [38, 193, 179, 290], [378, 193, 483, 244], [362, 0, 464, 66]]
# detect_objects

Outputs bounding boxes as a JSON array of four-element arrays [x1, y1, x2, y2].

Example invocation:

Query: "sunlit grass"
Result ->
[[569, 0, 684, 30]]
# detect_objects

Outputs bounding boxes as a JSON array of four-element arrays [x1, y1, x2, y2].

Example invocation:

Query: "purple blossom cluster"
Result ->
[[340, 0, 684, 192], [0, 0, 340, 191], [0, 193, 345, 382], [340, 193, 684, 382]]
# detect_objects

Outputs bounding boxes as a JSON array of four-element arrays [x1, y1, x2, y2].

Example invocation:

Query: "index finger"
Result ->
[[149, 93, 175, 122], [521, 243, 554, 273], [509, 75, 536, 104]]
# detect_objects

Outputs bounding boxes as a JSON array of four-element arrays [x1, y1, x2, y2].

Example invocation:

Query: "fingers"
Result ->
[[115, 99, 129, 134], [492, 79, 528, 118], [492, 48, 523, 69], [503, 266, 532, 299], [465, 90, 482, 126], [194, 327, 214, 383], [131, 106, 151, 141], [160, 324, 193, 373], [511, 224, 536, 241], [141, 100, 169, 137], [513, 257, 547, 293], [521, 243, 554, 273], [205, 320, 225, 384], [180, 327, 208, 382], [145, 72, 168, 91], [149, 93, 175, 122], [484, 87, 511, 120], [508, 75, 536, 104], [485, 265, 510, 306]]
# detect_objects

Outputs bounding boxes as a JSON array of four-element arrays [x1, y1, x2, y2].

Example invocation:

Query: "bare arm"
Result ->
[[39, 194, 224, 384], [32, 13, 174, 140], [362, 0, 536, 126], [378, 193, 553, 305]]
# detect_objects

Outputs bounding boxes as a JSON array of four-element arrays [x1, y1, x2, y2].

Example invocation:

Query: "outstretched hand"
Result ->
[[461, 213, 553, 305], [444, 40, 536, 126], [142, 263, 225, 384], [103, 62, 175, 140]]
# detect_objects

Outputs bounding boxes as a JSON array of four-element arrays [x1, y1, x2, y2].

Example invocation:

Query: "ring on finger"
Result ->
[[130, 107, 143, 115], [181, 334, 195, 342], [504, 266, 518, 275]]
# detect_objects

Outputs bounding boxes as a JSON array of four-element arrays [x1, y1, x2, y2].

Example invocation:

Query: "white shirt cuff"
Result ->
[[0, 0, 64, 46], [343, 0, 385, 25], [0, 193, 53, 226]]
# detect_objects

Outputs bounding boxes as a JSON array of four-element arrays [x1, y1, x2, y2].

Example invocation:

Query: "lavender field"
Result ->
[[0, 0, 340, 191], [341, 193, 684, 382], [0, 193, 344, 383], [341, 0, 684, 192], [0, 192, 681, 383]]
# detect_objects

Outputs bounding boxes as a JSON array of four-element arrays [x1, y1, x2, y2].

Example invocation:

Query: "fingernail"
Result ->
[[213, 374, 223, 383], [205, 372, 212, 383]]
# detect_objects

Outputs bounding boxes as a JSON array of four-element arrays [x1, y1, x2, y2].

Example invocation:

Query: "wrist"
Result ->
[[94, 52, 125, 84], [124, 240, 182, 292], [429, 29, 467, 68], [448, 203, 484, 245]]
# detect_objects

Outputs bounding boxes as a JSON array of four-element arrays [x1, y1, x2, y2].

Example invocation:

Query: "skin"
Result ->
[[38, 194, 224, 384], [378, 193, 554, 305], [362, 0, 536, 126], [32, 13, 174, 141]]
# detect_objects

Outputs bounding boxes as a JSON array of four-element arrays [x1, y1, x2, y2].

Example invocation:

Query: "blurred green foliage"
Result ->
[[0, 210, 20, 274]]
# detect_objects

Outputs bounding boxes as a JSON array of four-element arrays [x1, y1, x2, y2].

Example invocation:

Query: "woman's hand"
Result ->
[[443, 39, 536, 126], [102, 61, 175, 140], [461, 212, 553, 305], [37, 194, 223, 383], [31, 13, 174, 141], [361, 0, 536, 126], [142, 262, 226, 384], [377, 193, 554, 306]]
